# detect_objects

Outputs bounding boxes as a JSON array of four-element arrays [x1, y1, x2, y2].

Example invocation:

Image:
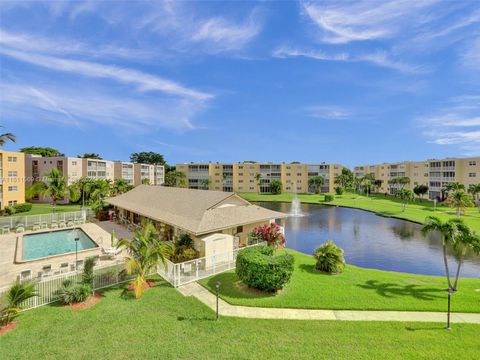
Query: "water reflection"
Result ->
[[256, 202, 480, 278]]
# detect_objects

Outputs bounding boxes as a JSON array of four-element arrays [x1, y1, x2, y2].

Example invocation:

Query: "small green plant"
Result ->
[[56, 280, 91, 305], [335, 187, 344, 195], [236, 246, 294, 292], [82, 256, 97, 287], [176, 233, 194, 248], [324, 194, 334, 202], [314, 240, 345, 274], [111, 230, 116, 247], [0, 281, 37, 327]]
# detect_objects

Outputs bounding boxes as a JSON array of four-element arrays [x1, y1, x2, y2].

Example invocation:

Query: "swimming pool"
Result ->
[[22, 228, 98, 261]]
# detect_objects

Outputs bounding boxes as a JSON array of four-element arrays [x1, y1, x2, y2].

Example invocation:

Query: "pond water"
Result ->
[[256, 202, 480, 278]]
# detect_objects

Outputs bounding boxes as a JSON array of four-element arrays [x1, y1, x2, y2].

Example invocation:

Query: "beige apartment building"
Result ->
[[0, 150, 26, 209], [176, 162, 343, 193], [354, 156, 480, 199]]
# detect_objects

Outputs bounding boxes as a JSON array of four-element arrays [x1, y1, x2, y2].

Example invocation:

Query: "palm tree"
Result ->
[[26, 168, 67, 207], [255, 173, 262, 194], [308, 176, 324, 194], [0, 281, 37, 327], [443, 182, 465, 194], [199, 178, 210, 190], [0, 126, 16, 147], [422, 217, 480, 329], [116, 223, 173, 299], [88, 179, 112, 211], [112, 179, 133, 196], [445, 190, 473, 217], [361, 174, 375, 197], [468, 183, 480, 210], [395, 188, 414, 212]]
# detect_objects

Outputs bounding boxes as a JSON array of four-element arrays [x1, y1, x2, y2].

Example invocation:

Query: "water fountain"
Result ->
[[289, 192, 305, 217]]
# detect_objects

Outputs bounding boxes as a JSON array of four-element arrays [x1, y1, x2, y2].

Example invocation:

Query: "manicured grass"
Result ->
[[1, 281, 479, 359], [239, 192, 480, 232], [12, 203, 83, 216], [199, 249, 480, 313]]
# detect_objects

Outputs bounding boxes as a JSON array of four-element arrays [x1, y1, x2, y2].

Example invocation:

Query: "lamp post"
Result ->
[[215, 281, 221, 321], [74, 237, 80, 271], [434, 199, 437, 212]]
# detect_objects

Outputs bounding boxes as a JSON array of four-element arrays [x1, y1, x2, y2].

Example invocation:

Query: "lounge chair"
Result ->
[[32, 222, 41, 231], [60, 263, 69, 274], [50, 220, 58, 229], [102, 247, 121, 259], [15, 224, 25, 233], [2, 225, 10, 234], [41, 221, 48, 229], [58, 220, 66, 228], [42, 265, 52, 278], [66, 219, 74, 227], [19, 269, 32, 281]]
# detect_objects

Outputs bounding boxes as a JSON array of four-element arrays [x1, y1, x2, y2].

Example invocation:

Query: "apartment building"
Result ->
[[82, 158, 114, 181], [176, 162, 343, 193], [354, 156, 480, 199], [114, 162, 135, 185], [0, 150, 26, 209]]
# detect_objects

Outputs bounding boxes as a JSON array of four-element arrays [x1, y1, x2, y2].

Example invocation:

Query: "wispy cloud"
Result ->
[[0, 47, 212, 101], [272, 46, 425, 74], [303, 105, 351, 120]]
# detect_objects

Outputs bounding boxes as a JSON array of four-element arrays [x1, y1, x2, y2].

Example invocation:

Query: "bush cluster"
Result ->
[[236, 246, 294, 292], [313, 240, 345, 274], [324, 194, 334, 202], [170, 233, 199, 263], [1, 203, 33, 216], [335, 187, 344, 195]]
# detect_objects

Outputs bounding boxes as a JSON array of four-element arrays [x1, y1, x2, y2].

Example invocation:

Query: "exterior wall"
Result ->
[[82, 159, 114, 181], [154, 165, 165, 185], [0, 150, 26, 209], [133, 163, 156, 186], [176, 162, 344, 194], [114, 161, 135, 185]]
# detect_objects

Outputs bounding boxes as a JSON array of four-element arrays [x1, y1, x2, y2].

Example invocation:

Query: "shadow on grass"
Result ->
[[357, 280, 444, 301], [298, 263, 340, 276], [405, 325, 446, 332], [177, 316, 216, 322], [204, 272, 276, 299]]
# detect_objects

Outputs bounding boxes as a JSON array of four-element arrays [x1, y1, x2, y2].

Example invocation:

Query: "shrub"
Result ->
[[12, 203, 32, 214], [82, 256, 97, 286], [0, 281, 37, 326], [176, 233, 194, 248], [269, 180, 282, 195], [335, 187, 344, 195], [5, 206, 16, 216], [248, 223, 285, 250], [236, 246, 294, 292], [324, 194, 334, 202], [313, 240, 345, 274], [56, 280, 91, 305], [171, 246, 199, 263]]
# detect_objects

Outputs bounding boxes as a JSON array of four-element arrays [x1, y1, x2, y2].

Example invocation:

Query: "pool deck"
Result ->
[[0, 221, 133, 288]]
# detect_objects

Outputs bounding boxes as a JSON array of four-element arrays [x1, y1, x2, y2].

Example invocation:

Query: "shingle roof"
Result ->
[[106, 185, 287, 235]]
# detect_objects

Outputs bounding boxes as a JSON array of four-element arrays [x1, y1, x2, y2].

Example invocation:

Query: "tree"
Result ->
[[334, 168, 354, 190], [445, 190, 473, 217], [26, 168, 67, 206], [413, 184, 429, 199], [20, 146, 61, 157], [164, 171, 186, 188], [308, 176, 325, 194], [248, 223, 285, 251], [467, 183, 480, 208], [255, 173, 262, 194], [373, 179, 383, 193], [141, 178, 151, 185], [87, 179, 112, 211], [395, 188, 414, 212], [361, 173, 375, 196], [199, 178, 210, 190], [130, 152, 165, 165], [116, 223, 173, 299], [77, 153, 102, 159], [422, 217, 480, 329], [112, 179, 133, 196], [388, 176, 410, 190], [269, 179, 282, 195], [443, 182, 465, 194], [0, 281, 37, 327], [0, 125, 16, 147]]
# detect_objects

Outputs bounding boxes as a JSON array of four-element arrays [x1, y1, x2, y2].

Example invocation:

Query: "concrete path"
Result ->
[[178, 282, 480, 324]]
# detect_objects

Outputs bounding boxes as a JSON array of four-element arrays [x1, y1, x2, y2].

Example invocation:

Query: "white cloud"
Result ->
[[303, 105, 351, 120], [0, 48, 212, 101], [462, 36, 480, 70], [272, 46, 425, 74]]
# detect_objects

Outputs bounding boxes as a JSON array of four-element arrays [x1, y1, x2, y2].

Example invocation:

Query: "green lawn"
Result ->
[[199, 249, 480, 313], [12, 203, 83, 216], [1, 281, 479, 359], [239, 192, 480, 232]]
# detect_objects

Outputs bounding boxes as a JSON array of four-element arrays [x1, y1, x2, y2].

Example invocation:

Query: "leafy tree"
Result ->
[[388, 176, 410, 189], [0, 125, 16, 147], [112, 179, 133, 196], [422, 217, 480, 329], [116, 223, 173, 299], [314, 240, 345, 274], [0, 281, 37, 326], [255, 173, 262, 194], [164, 171, 186, 188], [164, 164, 176, 174], [199, 178, 210, 190], [87, 179, 112, 211], [361, 173, 375, 196], [308, 176, 325, 194], [20, 146, 61, 157], [443, 182, 465, 194], [77, 153, 102, 159], [130, 152, 165, 165], [467, 183, 480, 207], [26, 168, 67, 206], [395, 188, 414, 212], [445, 190, 473, 216], [413, 184, 429, 199], [334, 168, 354, 189], [373, 179, 383, 193], [269, 179, 282, 195]]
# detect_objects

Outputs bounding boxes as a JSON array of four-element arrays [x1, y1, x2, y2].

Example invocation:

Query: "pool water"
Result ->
[[23, 229, 98, 260], [256, 202, 480, 277]]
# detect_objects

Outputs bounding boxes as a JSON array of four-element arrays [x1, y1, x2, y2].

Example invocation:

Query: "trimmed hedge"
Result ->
[[324, 194, 334, 202], [1, 203, 33, 216], [236, 246, 294, 292]]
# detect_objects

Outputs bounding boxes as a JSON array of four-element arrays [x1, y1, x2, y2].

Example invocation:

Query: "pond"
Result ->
[[256, 202, 480, 278]]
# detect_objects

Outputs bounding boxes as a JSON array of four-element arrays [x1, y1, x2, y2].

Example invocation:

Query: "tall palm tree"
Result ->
[[395, 188, 414, 212], [422, 217, 480, 329], [116, 223, 173, 299], [26, 168, 67, 207], [0, 126, 16, 147], [445, 190, 473, 217], [361, 173, 375, 197], [112, 179, 133, 196], [0, 281, 37, 326], [88, 179, 112, 211], [308, 176, 324, 194]]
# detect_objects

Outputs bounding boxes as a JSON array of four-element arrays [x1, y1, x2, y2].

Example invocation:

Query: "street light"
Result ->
[[74, 237, 80, 271], [215, 281, 221, 321]]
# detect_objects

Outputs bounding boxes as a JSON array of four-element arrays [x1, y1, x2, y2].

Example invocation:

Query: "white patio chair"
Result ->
[[50, 220, 58, 229], [60, 262, 69, 273], [19, 269, 32, 281], [32, 222, 41, 231], [15, 224, 25, 233], [58, 220, 66, 228], [42, 265, 52, 278], [41, 221, 48, 229], [2, 225, 10, 234], [66, 219, 74, 227]]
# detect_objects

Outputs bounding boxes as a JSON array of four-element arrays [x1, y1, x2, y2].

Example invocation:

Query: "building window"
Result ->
[[7, 156, 17, 163], [7, 171, 17, 177], [469, 173, 476, 177], [236, 226, 243, 233], [469, 161, 477, 166], [8, 200, 18, 206], [8, 186, 18, 192]]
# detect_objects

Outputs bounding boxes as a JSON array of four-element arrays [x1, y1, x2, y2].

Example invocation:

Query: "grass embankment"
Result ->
[[1, 281, 479, 359], [199, 249, 480, 313], [12, 203, 83, 216], [239, 192, 480, 232]]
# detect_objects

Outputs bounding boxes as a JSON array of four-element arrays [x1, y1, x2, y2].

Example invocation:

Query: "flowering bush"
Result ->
[[248, 223, 285, 250]]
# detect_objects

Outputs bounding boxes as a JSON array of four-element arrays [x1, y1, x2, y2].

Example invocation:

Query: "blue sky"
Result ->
[[1, 0, 479, 166]]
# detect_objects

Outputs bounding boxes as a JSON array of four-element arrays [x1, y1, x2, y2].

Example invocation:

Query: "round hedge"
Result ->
[[236, 246, 294, 292]]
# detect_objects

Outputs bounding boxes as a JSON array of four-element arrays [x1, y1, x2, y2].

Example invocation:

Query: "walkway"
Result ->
[[178, 282, 480, 324]]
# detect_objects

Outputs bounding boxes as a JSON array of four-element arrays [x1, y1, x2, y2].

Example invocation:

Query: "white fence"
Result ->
[[0, 209, 94, 233], [0, 262, 130, 310], [158, 242, 266, 287]]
